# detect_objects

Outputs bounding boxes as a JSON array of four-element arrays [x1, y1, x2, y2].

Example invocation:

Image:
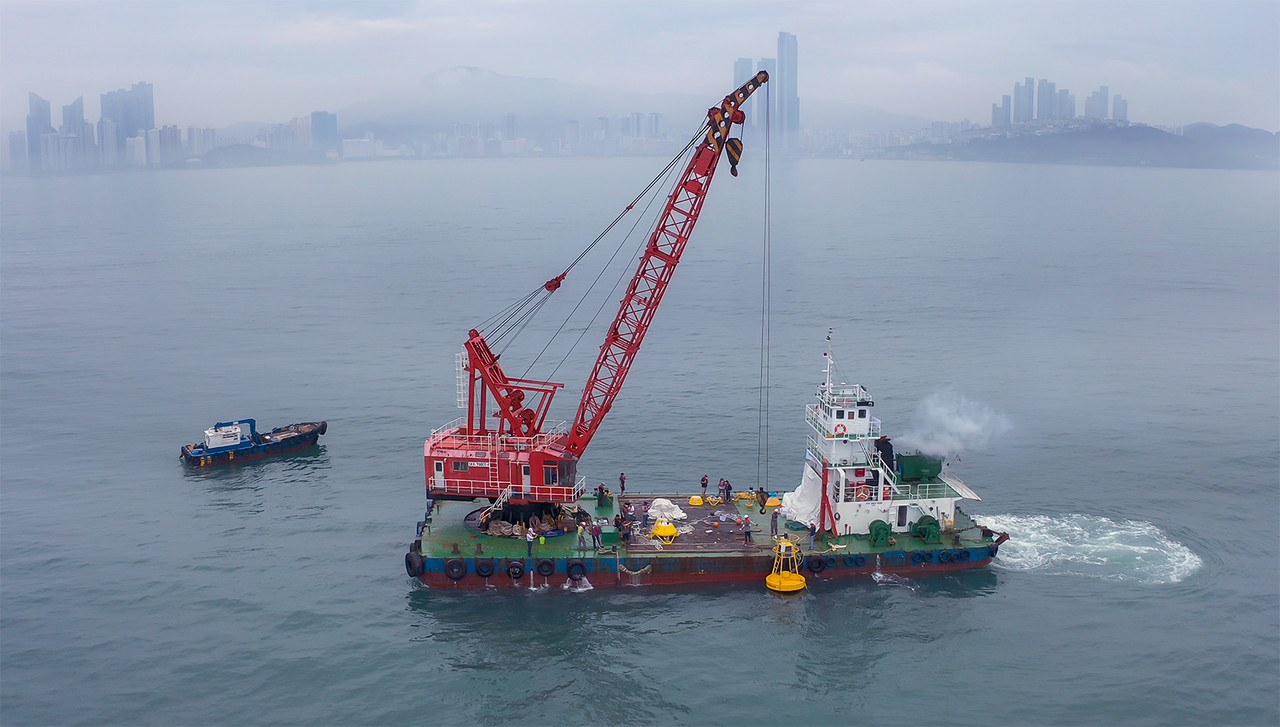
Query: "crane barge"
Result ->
[[403, 71, 1007, 589]]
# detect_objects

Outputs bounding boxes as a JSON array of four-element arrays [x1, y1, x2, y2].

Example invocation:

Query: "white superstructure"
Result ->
[[781, 342, 980, 538]]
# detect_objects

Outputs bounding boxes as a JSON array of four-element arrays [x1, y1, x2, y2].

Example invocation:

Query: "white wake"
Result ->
[[981, 513, 1203, 585]]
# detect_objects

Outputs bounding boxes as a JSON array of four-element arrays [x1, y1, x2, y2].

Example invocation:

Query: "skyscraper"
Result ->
[[26, 92, 52, 170], [776, 32, 800, 146], [1013, 78, 1034, 123], [991, 95, 1012, 127], [99, 82, 155, 164], [758, 56, 777, 129], [1036, 79, 1057, 121], [1112, 95, 1128, 122], [1058, 89, 1075, 119], [1084, 86, 1110, 119], [62, 96, 84, 127]]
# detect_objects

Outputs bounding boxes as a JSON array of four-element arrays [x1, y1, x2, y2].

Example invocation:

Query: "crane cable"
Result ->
[[757, 83, 772, 494], [476, 126, 708, 352], [532, 139, 693, 382]]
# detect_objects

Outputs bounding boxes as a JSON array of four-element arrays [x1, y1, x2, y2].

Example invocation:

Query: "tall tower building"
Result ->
[[776, 32, 800, 147], [1058, 89, 1075, 119], [311, 111, 338, 153], [26, 92, 53, 170], [992, 95, 1012, 127], [758, 56, 777, 129], [1013, 78, 1034, 123], [58, 96, 94, 171], [1112, 95, 1128, 122], [1036, 79, 1057, 121], [100, 82, 155, 163], [1085, 86, 1109, 119], [62, 96, 85, 127]]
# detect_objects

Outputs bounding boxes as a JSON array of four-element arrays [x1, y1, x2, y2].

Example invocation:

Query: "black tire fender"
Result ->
[[566, 559, 587, 581], [535, 558, 555, 577], [405, 551, 424, 578], [444, 558, 467, 580], [505, 559, 525, 580], [474, 558, 495, 578], [807, 555, 826, 574]]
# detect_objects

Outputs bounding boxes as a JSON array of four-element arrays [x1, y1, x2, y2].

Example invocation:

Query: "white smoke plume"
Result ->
[[897, 393, 1012, 457]]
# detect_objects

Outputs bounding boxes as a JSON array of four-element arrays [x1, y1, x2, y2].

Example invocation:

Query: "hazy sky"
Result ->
[[2, 0, 1277, 133]]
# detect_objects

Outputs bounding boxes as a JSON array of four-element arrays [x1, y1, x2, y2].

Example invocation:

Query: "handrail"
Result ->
[[427, 419, 571, 453], [427, 475, 587, 503]]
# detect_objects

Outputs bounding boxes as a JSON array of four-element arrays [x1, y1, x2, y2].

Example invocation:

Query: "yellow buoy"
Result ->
[[651, 518, 679, 544], [765, 534, 807, 593]]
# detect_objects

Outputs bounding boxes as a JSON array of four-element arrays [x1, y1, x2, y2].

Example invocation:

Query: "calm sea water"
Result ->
[[2, 157, 1277, 726]]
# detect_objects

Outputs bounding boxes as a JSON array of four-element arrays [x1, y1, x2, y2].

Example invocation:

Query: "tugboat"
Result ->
[[400, 71, 1008, 589], [181, 418, 327, 466]]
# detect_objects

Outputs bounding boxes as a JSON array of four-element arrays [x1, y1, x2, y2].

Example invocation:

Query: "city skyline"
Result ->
[[1, 1, 1276, 135]]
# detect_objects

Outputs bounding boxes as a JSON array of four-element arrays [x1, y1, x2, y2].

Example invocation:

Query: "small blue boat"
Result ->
[[181, 418, 327, 466]]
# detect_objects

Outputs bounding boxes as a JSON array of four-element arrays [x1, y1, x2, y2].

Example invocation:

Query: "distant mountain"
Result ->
[[334, 66, 929, 144], [886, 123, 1279, 170], [336, 66, 708, 144]]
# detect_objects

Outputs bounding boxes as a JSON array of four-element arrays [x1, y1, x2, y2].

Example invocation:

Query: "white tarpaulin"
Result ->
[[779, 464, 823, 527], [648, 498, 687, 521]]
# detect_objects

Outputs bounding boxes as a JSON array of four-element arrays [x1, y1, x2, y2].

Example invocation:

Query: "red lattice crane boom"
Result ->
[[565, 70, 769, 456], [424, 71, 767, 506]]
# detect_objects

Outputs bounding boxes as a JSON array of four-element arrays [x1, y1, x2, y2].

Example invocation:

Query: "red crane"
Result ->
[[424, 71, 769, 510]]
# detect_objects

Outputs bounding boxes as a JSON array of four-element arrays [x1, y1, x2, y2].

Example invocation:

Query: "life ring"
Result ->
[[853, 554, 867, 568], [854, 486, 870, 501], [535, 558, 555, 577], [958, 549, 972, 562], [843, 555, 857, 568], [474, 558, 495, 578], [404, 551, 424, 577], [566, 559, 586, 581], [910, 551, 925, 564], [938, 550, 952, 563], [505, 559, 525, 580], [444, 558, 467, 580], [834, 424, 847, 436], [807, 555, 826, 573]]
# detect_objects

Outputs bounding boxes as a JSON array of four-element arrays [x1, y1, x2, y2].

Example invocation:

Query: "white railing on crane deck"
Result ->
[[428, 475, 588, 503], [427, 418, 571, 453]]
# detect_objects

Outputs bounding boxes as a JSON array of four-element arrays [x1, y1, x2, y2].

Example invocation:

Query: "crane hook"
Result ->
[[726, 138, 744, 177]]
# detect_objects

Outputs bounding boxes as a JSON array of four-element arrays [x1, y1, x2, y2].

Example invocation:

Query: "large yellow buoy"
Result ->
[[651, 518, 679, 544], [765, 534, 807, 593]]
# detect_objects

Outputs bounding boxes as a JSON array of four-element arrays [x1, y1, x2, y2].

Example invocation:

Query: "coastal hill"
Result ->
[[332, 66, 930, 144], [884, 122, 1279, 170]]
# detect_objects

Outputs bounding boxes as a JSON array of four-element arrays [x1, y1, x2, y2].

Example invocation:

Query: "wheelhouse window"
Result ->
[[451, 461, 469, 472]]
